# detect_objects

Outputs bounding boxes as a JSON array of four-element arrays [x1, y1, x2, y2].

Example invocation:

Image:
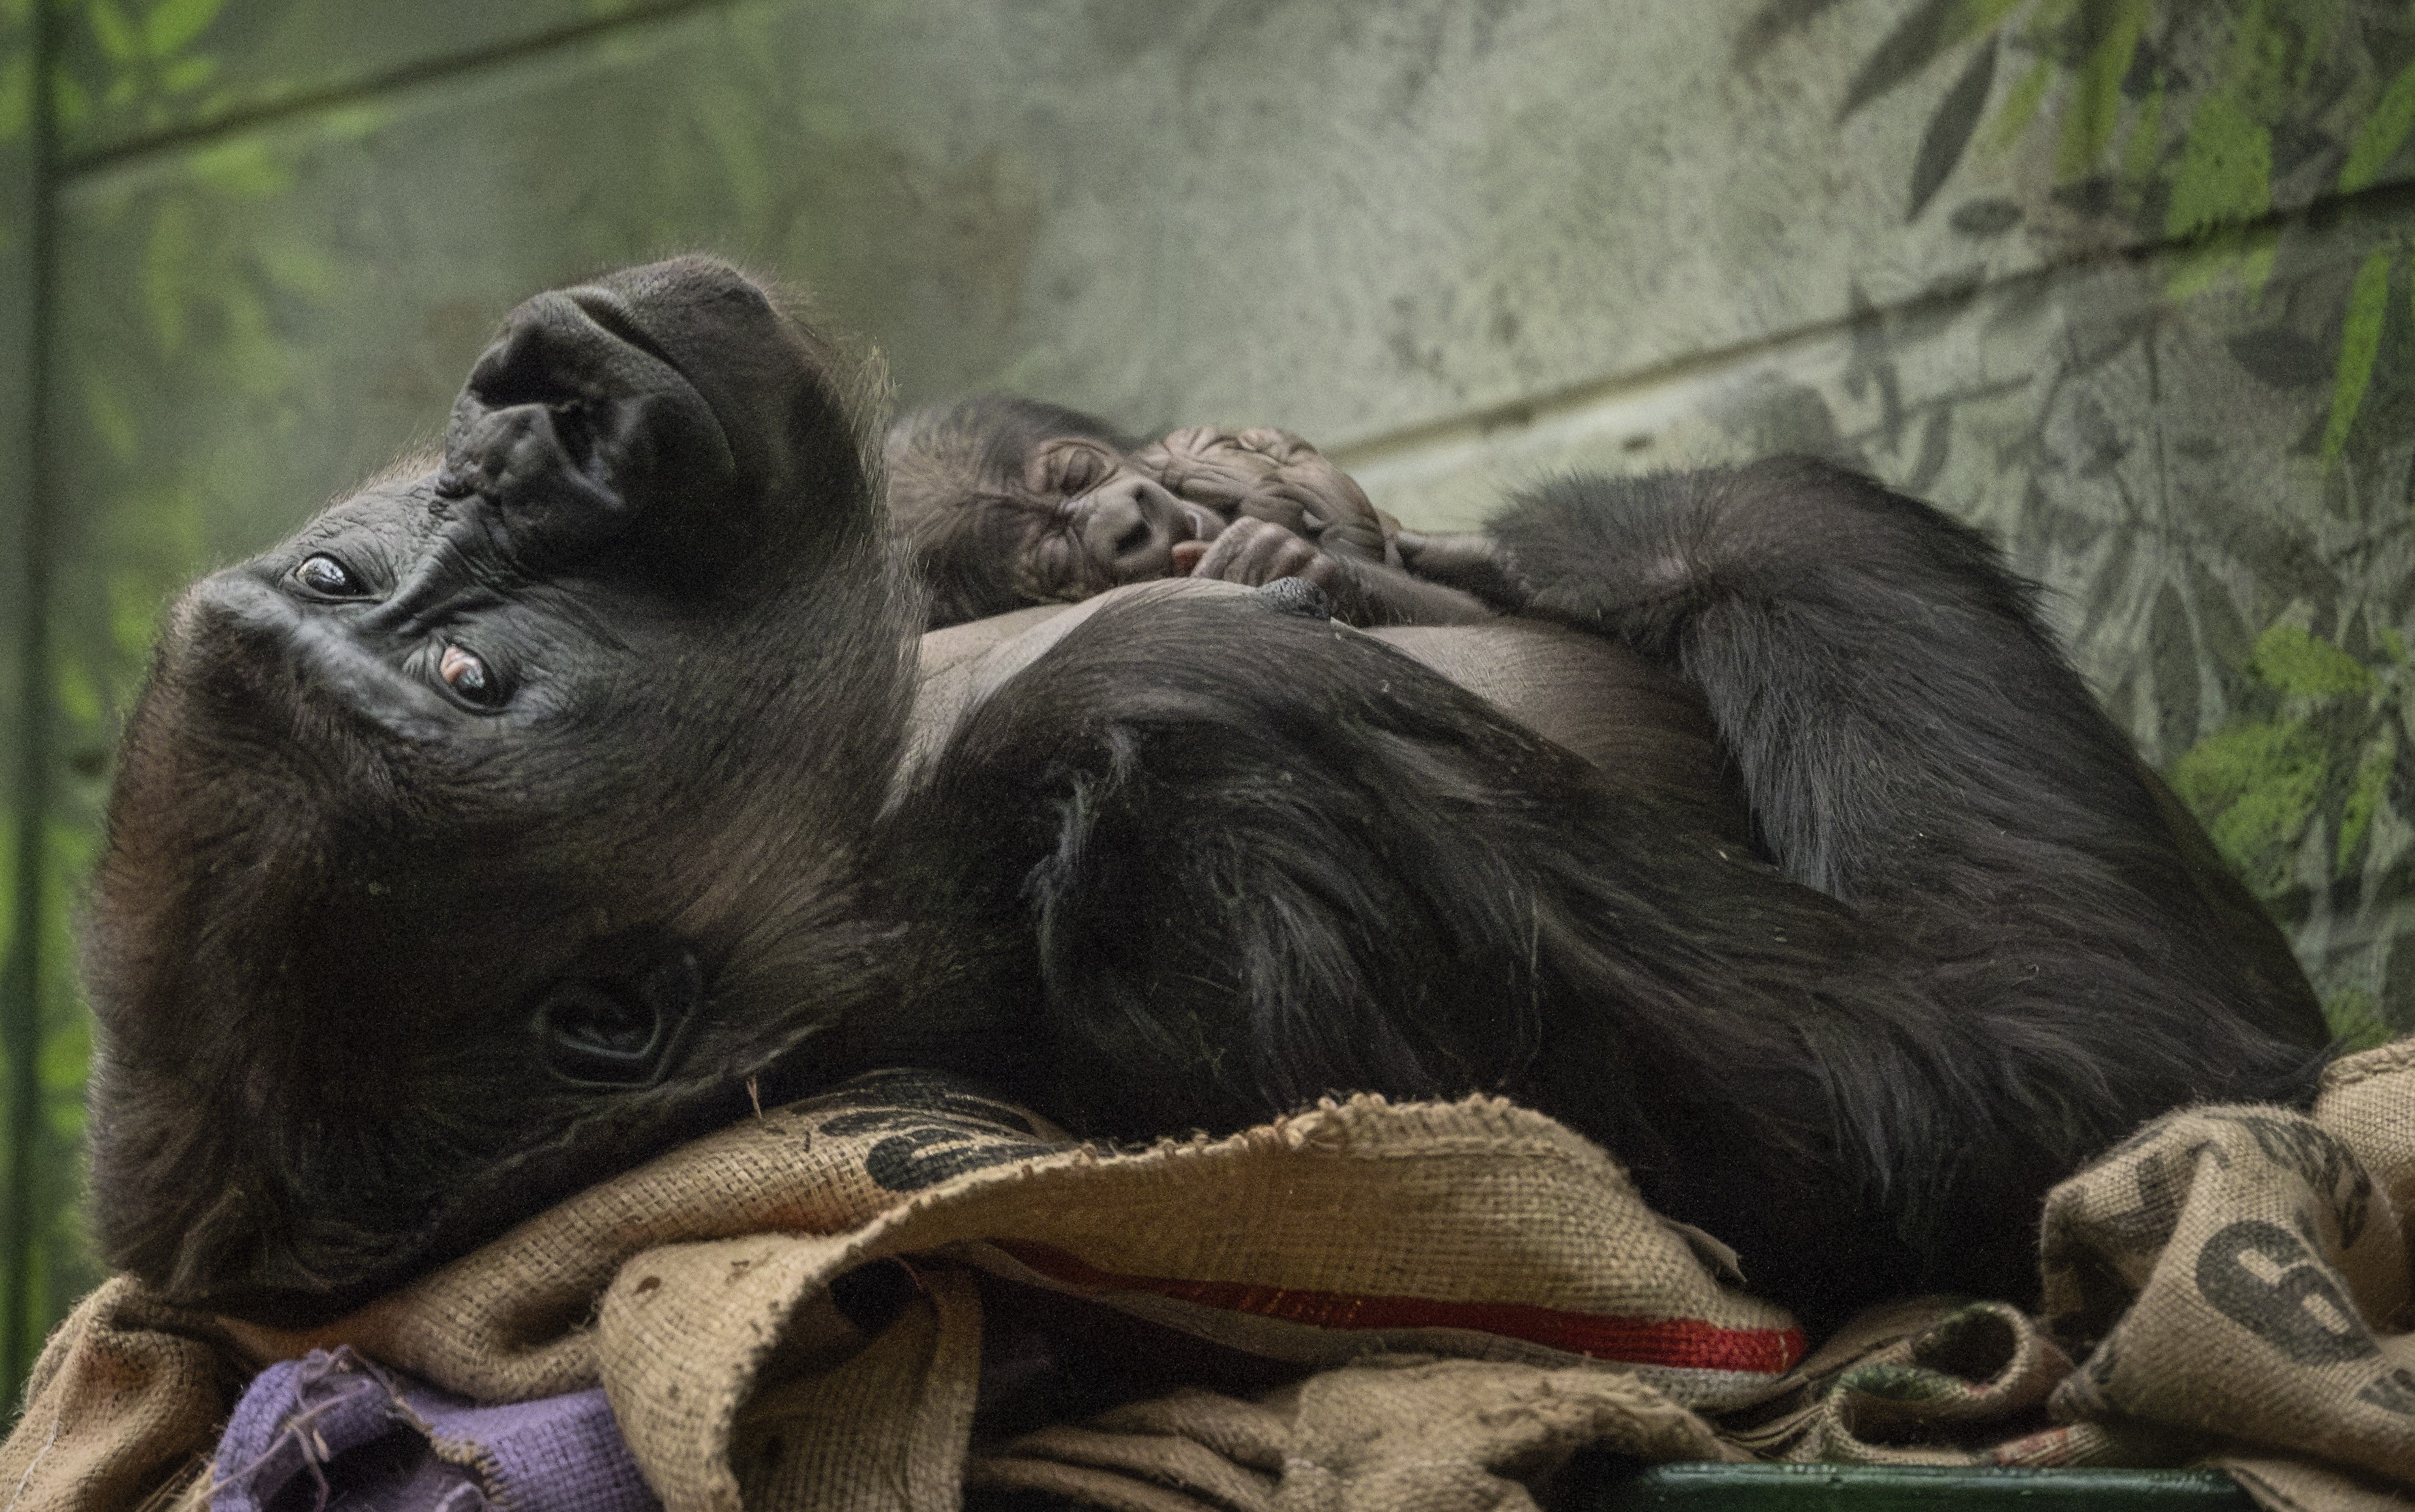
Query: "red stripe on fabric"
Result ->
[[993, 1241, 1805, 1375]]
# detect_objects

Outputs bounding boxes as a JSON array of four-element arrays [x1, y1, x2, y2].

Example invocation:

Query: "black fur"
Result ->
[[82, 260, 2327, 1334]]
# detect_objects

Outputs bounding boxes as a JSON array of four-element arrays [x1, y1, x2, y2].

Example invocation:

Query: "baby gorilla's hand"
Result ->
[[1180, 517, 1341, 588], [1134, 426, 1398, 565]]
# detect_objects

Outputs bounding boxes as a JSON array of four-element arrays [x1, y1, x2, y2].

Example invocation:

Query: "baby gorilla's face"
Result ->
[[1009, 435, 1227, 600]]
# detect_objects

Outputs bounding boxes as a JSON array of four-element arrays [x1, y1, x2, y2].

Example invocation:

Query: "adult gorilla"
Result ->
[[82, 257, 2325, 1334]]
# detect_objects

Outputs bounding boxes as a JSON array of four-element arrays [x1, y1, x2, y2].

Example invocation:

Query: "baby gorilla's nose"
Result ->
[[1079, 475, 1190, 583]]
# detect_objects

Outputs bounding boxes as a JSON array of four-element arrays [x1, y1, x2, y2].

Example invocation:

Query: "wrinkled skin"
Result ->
[[884, 396, 1497, 628], [84, 258, 2329, 1334]]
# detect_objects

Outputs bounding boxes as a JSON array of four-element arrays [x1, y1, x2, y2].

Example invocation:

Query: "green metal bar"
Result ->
[[2, 0, 61, 1406], [1581, 1464, 2256, 1512]]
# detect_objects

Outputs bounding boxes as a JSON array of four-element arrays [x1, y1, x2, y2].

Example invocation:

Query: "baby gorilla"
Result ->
[[886, 395, 1502, 628]]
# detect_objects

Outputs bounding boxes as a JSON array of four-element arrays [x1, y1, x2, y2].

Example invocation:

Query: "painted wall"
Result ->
[[4, 0, 2412, 1389]]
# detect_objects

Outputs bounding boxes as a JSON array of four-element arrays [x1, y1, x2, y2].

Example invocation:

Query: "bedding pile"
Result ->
[[3, 1046, 2410, 1511]]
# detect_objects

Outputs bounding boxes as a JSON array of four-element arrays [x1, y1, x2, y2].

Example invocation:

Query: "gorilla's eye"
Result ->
[[294, 554, 364, 597], [437, 644, 503, 707]]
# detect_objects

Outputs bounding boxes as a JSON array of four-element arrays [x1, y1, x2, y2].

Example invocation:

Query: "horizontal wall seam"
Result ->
[[1329, 178, 2415, 474], [57, 0, 733, 179]]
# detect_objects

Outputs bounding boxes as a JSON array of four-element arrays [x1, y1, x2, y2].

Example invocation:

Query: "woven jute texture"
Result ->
[[6, 1051, 2415, 1511], [0, 1281, 235, 1512], [0, 1072, 1783, 1510], [2034, 1067, 2415, 1487]]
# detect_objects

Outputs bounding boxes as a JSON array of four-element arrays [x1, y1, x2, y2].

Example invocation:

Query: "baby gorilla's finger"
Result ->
[[1192, 518, 1321, 586]]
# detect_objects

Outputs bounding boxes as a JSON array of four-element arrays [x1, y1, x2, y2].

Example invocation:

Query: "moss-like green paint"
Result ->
[[2323, 987, 2392, 1052], [2165, 93, 2272, 239], [48, 658, 99, 731], [1960, 0, 2025, 35], [2121, 78, 2164, 187], [1985, 53, 2053, 154], [2057, 0, 2147, 181], [2169, 721, 2327, 894], [2340, 57, 2415, 194], [144, 0, 225, 60], [2336, 736, 2395, 878], [2164, 223, 2280, 303], [83, 1, 137, 65], [2320, 248, 2392, 469], [2249, 622, 2373, 698], [0, 46, 27, 148], [0, 816, 15, 995]]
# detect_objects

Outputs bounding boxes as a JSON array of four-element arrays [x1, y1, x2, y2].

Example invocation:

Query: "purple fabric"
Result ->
[[212, 1348, 660, 1512]]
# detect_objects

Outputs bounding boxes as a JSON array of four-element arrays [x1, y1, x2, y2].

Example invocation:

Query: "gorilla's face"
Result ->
[[83, 258, 920, 1325]]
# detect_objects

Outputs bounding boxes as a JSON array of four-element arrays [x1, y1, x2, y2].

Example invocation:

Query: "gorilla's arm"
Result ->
[[1315, 553, 1498, 627], [1485, 460, 2329, 1052], [1394, 526, 1531, 606]]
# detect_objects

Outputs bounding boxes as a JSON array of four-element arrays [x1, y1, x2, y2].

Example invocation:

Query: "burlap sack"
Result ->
[[971, 1356, 1735, 1512], [2311, 1038, 2415, 1313], [0, 1280, 238, 1511], [582, 1074, 1788, 1509], [0, 1070, 1791, 1511], [1713, 1299, 2082, 1466], [2033, 1042, 2415, 1497], [21, 1049, 2413, 1512]]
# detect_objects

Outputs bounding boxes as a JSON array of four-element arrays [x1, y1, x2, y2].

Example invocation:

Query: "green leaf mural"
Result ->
[[2337, 735, 2395, 876], [2251, 622, 2374, 698], [2319, 249, 2392, 468], [2171, 719, 2329, 895], [2326, 986, 2393, 1050], [1891, 0, 2415, 440], [1823, 0, 2415, 1032], [2339, 57, 2415, 195], [2168, 612, 2406, 1012]]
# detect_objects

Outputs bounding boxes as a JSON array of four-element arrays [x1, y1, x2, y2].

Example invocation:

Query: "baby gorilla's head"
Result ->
[[884, 396, 1394, 627]]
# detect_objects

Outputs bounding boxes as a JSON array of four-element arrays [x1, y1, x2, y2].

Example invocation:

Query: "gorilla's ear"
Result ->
[[440, 286, 744, 578]]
